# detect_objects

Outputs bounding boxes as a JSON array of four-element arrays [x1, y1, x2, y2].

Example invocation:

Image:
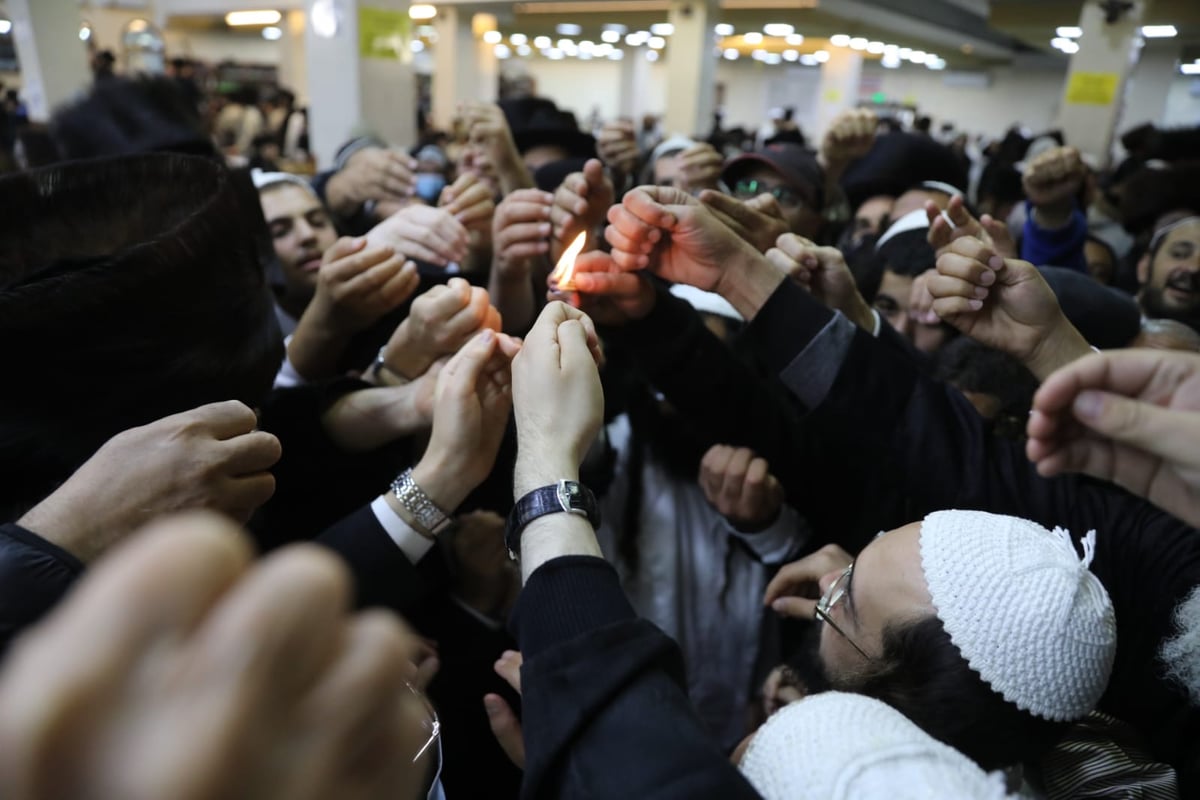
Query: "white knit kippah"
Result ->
[[919, 510, 1117, 721], [739, 692, 1011, 800]]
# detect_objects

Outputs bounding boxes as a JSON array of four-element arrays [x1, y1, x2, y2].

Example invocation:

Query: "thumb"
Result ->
[[583, 158, 606, 188], [1072, 390, 1194, 464], [700, 190, 752, 224], [442, 330, 497, 391], [484, 694, 526, 769], [324, 235, 368, 262], [557, 318, 597, 369], [769, 595, 817, 620]]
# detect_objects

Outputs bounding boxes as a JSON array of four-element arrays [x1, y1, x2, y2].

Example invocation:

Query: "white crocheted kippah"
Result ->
[[739, 692, 1011, 800], [919, 510, 1117, 721]]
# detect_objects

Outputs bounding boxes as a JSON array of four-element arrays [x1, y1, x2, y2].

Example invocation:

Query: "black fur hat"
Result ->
[[0, 153, 282, 518]]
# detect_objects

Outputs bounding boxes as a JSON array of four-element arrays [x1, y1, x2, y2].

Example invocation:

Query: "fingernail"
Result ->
[[968, 299, 983, 311], [479, 329, 494, 342], [539, 223, 551, 234], [988, 255, 1004, 271], [973, 286, 989, 299], [979, 270, 996, 286], [484, 696, 502, 714], [770, 599, 787, 614], [1074, 390, 1103, 420]]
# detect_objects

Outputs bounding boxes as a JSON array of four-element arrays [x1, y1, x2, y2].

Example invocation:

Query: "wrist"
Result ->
[[514, 457, 580, 500], [714, 250, 787, 321], [1025, 318, 1092, 382], [325, 173, 363, 219], [519, 513, 603, 583], [412, 456, 471, 514], [383, 323, 432, 380]]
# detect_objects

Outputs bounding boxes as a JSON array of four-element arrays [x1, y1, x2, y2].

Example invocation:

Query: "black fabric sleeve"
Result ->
[[512, 556, 761, 800], [0, 523, 85, 658]]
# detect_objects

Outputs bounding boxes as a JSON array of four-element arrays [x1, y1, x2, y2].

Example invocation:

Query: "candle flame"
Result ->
[[550, 232, 587, 291]]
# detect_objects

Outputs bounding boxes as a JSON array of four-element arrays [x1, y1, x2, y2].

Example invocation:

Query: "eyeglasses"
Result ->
[[407, 681, 442, 763], [732, 179, 809, 209], [813, 562, 871, 660]]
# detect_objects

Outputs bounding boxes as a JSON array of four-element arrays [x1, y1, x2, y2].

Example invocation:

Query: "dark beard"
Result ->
[[1141, 284, 1200, 334], [782, 622, 836, 697]]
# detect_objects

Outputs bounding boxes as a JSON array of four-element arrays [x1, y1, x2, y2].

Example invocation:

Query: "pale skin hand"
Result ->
[[675, 143, 723, 195], [762, 543, 853, 619], [597, 120, 639, 176], [0, 512, 435, 800], [819, 108, 877, 179], [288, 236, 420, 381], [483, 649, 525, 769], [464, 103, 532, 195], [1023, 145, 1086, 228], [19, 402, 280, 562], [325, 146, 417, 219], [402, 328, 521, 514], [568, 250, 657, 327], [365, 204, 470, 268], [698, 445, 785, 532], [320, 365, 441, 453], [925, 194, 1017, 260], [699, 190, 790, 254], [383, 278, 502, 380], [511, 303, 605, 582], [1027, 349, 1200, 528], [604, 186, 787, 320], [766, 233, 874, 331], [489, 189, 555, 334], [549, 159, 614, 260], [929, 236, 1092, 381], [438, 172, 496, 233]]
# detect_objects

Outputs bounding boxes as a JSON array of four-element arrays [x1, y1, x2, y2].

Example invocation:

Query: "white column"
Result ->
[[431, 8, 497, 129], [814, 47, 862, 141], [1053, 0, 1145, 165], [663, 0, 717, 138], [305, 0, 417, 168], [279, 9, 309, 105], [7, 0, 90, 122]]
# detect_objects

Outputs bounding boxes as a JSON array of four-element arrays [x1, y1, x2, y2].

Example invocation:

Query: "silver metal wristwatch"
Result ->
[[390, 468, 452, 538]]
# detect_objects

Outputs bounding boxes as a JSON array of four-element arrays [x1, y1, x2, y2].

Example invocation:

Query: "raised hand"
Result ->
[[438, 172, 496, 233], [762, 544, 854, 619], [493, 189, 554, 276], [325, 146, 417, 218], [1027, 349, 1200, 528], [366, 204, 470, 268], [382, 277, 502, 380], [568, 250, 657, 326], [411, 328, 521, 512], [699, 189, 790, 254], [930, 236, 1091, 379], [1023, 145, 1086, 214], [925, 194, 1017, 259], [20, 401, 280, 561], [597, 120, 639, 176], [511, 302, 603, 497], [605, 186, 777, 306], [0, 513, 437, 800], [766, 233, 874, 331], [304, 236, 420, 335], [550, 158, 614, 258], [464, 102, 531, 194], [675, 142, 724, 195], [819, 108, 877, 176], [698, 445, 785, 532]]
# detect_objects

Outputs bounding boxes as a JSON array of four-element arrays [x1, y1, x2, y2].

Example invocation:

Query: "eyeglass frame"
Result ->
[[731, 178, 814, 210], [407, 681, 442, 763], [813, 562, 871, 660]]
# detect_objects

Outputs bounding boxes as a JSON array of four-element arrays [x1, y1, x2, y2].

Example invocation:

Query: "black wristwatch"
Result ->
[[504, 480, 600, 561]]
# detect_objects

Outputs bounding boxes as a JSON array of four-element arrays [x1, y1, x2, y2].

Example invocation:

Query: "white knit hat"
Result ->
[[739, 692, 1011, 800], [919, 510, 1117, 721]]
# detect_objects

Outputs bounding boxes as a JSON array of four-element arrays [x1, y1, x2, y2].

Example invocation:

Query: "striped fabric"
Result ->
[[1036, 712, 1178, 799]]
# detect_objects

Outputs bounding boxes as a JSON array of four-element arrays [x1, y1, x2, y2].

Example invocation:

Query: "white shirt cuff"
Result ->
[[370, 495, 436, 564], [870, 307, 882, 338], [273, 335, 309, 389]]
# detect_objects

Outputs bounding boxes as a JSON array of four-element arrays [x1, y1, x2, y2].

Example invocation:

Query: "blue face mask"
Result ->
[[415, 172, 447, 204]]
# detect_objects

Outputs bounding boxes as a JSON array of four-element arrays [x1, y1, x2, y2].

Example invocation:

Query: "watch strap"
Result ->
[[505, 480, 600, 561], [390, 468, 452, 538]]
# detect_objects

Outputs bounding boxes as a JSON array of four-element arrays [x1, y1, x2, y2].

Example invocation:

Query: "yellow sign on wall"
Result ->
[[1065, 72, 1119, 106], [358, 7, 410, 60]]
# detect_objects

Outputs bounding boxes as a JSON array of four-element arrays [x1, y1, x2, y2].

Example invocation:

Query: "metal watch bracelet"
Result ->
[[390, 468, 451, 538]]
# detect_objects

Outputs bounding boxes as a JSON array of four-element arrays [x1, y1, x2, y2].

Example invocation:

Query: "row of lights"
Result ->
[[1052, 23, 1179, 55], [827, 34, 947, 70]]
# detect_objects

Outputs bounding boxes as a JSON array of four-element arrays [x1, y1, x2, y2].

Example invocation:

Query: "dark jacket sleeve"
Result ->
[[314, 505, 449, 614], [512, 556, 761, 800], [0, 524, 85, 657]]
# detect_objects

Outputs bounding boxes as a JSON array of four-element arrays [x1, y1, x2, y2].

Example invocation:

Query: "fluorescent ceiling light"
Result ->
[[650, 23, 674, 36], [783, 49, 799, 61], [225, 10, 281, 26], [1180, 62, 1200, 74], [409, 5, 437, 21], [866, 40, 885, 53], [743, 32, 763, 44], [723, 47, 738, 60], [534, 35, 551, 48], [1140, 25, 1177, 38], [830, 34, 850, 47], [483, 30, 502, 44], [1056, 26, 1082, 38], [813, 50, 829, 63], [0, 20, 11, 35], [511, 33, 527, 45], [601, 30, 620, 43], [556, 23, 582, 35], [648, 36, 666, 49], [715, 23, 734, 37], [262, 26, 282, 40], [763, 23, 793, 37], [786, 33, 804, 46]]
